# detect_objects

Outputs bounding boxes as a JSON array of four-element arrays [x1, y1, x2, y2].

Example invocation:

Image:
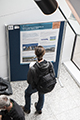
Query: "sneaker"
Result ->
[[20, 105, 31, 114], [34, 102, 42, 114]]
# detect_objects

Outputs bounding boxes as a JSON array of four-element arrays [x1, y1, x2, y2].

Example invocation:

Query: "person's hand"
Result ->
[[29, 62, 36, 68], [0, 115, 2, 120]]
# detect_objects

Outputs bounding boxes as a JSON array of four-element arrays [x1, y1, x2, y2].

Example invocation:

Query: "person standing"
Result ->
[[22, 46, 55, 114]]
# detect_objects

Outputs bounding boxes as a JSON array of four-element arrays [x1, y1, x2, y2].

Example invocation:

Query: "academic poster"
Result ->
[[20, 21, 61, 64]]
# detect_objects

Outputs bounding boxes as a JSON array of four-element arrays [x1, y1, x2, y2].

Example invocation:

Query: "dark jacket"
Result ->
[[0, 99, 25, 120], [27, 60, 55, 89]]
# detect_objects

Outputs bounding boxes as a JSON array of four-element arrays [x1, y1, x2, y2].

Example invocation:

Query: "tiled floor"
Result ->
[[10, 64, 80, 120]]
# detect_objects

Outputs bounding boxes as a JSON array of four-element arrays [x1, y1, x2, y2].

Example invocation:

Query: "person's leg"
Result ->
[[35, 92, 44, 112], [24, 85, 37, 111]]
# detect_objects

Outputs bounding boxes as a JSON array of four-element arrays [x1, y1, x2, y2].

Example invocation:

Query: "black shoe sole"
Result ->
[[35, 110, 42, 114], [34, 102, 42, 114]]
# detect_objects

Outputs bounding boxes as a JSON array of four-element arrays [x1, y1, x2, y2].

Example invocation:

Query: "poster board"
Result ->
[[6, 21, 65, 81]]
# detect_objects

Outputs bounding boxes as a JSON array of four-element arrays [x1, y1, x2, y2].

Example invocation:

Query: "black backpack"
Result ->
[[35, 62, 56, 94]]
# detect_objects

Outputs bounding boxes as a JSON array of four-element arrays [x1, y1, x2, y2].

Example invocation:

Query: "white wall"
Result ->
[[0, 0, 64, 79]]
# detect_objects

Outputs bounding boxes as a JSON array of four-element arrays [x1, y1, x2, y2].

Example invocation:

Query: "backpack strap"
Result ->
[[34, 62, 42, 77]]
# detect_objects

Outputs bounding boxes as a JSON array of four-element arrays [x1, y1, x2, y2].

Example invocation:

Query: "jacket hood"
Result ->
[[35, 60, 50, 71]]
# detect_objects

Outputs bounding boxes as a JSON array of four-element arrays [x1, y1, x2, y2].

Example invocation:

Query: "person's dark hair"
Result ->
[[35, 46, 45, 61]]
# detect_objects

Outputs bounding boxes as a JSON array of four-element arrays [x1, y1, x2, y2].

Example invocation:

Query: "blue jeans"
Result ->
[[24, 85, 44, 111]]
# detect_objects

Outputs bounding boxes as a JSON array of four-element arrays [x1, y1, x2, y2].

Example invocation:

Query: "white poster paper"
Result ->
[[20, 21, 61, 64]]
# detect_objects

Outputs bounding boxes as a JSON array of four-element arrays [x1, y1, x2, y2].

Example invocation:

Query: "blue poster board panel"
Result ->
[[8, 21, 65, 81]]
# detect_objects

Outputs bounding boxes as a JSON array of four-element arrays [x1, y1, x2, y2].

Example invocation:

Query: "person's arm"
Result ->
[[27, 67, 36, 89], [0, 111, 3, 120], [0, 115, 2, 120], [27, 67, 33, 84]]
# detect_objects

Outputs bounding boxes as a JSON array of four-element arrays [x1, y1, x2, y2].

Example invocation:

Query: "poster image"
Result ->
[[22, 43, 37, 51], [22, 55, 37, 62], [43, 45, 55, 53], [22, 43, 38, 62]]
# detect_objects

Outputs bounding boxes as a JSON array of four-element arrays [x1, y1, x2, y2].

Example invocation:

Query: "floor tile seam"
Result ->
[[50, 95, 72, 103], [54, 105, 80, 116], [65, 85, 80, 98], [50, 87, 74, 102], [58, 94, 78, 106]]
